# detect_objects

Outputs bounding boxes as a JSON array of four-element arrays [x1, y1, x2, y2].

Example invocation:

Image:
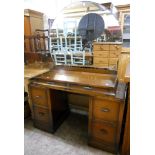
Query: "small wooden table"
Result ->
[[24, 67, 50, 92]]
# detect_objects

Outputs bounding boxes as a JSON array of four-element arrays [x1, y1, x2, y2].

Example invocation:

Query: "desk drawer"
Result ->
[[92, 98, 120, 122], [110, 45, 122, 52], [34, 120, 53, 133], [93, 51, 109, 58], [109, 58, 118, 65], [33, 106, 50, 123], [109, 51, 120, 58], [93, 64, 109, 68], [93, 45, 109, 51], [31, 86, 48, 107], [94, 57, 109, 64], [88, 138, 117, 153], [91, 121, 116, 144]]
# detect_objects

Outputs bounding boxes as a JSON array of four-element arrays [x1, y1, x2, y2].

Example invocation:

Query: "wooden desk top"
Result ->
[[24, 68, 49, 79], [30, 66, 126, 101], [34, 69, 117, 89]]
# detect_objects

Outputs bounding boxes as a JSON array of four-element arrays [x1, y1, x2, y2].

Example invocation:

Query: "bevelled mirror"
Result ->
[[50, 1, 122, 67]]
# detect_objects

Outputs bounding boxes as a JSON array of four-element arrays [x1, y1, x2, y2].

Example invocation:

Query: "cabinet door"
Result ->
[[24, 16, 31, 52], [30, 16, 44, 34], [24, 16, 31, 35]]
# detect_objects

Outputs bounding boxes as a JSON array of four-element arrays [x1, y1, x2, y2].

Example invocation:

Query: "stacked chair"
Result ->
[[49, 21, 85, 65]]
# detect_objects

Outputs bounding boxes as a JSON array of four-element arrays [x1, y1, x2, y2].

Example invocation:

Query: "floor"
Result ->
[[24, 112, 114, 155]]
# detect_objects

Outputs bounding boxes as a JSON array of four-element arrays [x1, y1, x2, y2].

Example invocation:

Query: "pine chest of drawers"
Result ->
[[93, 42, 122, 68]]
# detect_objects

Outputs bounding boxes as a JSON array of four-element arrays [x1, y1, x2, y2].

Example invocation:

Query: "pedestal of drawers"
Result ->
[[29, 83, 70, 133], [88, 97, 125, 154]]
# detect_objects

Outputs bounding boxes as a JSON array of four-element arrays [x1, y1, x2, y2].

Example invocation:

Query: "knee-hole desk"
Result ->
[[28, 65, 127, 154]]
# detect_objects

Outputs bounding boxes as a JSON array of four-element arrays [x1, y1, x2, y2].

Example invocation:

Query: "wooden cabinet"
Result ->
[[24, 9, 44, 35], [116, 4, 130, 41], [93, 43, 122, 68], [24, 16, 31, 36], [88, 97, 125, 154], [24, 9, 44, 53], [116, 4, 130, 36]]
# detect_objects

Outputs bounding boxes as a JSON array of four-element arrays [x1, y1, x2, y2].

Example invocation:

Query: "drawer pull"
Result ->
[[101, 108, 110, 112], [35, 95, 41, 98], [34, 95, 44, 100], [39, 112, 45, 116], [83, 86, 93, 90], [100, 129, 108, 134]]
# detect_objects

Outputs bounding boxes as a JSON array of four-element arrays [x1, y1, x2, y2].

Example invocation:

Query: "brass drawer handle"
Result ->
[[39, 112, 45, 116], [83, 86, 93, 90], [35, 95, 41, 98], [101, 108, 110, 112], [100, 129, 108, 134], [34, 95, 44, 100]]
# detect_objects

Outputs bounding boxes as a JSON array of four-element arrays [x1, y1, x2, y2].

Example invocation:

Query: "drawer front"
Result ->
[[33, 106, 50, 123], [93, 64, 109, 67], [34, 120, 53, 133], [93, 45, 109, 51], [93, 51, 109, 58], [92, 98, 120, 122], [109, 58, 118, 65], [94, 57, 109, 64], [88, 138, 117, 154], [109, 64, 117, 69], [91, 121, 116, 144], [31, 86, 48, 107], [110, 45, 122, 52], [109, 51, 121, 58]]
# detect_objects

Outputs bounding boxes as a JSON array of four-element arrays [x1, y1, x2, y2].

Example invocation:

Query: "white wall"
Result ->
[[24, 0, 130, 18], [24, 0, 130, 29]]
